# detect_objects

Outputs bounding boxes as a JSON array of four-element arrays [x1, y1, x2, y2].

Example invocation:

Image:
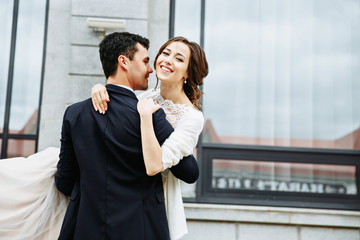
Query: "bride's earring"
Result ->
[[184, 78, 187, 84]]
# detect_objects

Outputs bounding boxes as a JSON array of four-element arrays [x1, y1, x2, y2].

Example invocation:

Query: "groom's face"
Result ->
[[128, 43, 153, 91]]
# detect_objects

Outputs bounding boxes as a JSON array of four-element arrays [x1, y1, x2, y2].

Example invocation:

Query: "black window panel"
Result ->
[[199, 144, 360, 210]]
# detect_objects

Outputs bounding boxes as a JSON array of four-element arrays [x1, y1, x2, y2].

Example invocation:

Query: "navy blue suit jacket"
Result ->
[[55, 85, 199, 240]]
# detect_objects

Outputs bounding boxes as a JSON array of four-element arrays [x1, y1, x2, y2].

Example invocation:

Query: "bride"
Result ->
[[0, 36, 208, 240]]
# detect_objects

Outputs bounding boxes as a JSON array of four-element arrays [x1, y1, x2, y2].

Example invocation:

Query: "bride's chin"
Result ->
[[157, 75, 167, 82]]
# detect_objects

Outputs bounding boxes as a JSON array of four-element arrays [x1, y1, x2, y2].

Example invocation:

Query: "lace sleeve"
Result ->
[[161, 109, 204, 170]]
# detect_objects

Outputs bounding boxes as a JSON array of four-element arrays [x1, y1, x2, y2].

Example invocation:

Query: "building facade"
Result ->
[[1, 0, 360, 239]]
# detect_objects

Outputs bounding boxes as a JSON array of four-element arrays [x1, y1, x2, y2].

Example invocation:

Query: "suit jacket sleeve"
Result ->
[[152, 109, 199, 184], [55, 107, 80, 196]]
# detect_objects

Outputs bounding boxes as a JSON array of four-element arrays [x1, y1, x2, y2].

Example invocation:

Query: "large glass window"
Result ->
[[9, 0, 46, 135], [201, 0, 360, 150], [172, 0, 360, 210], [0, 0, 47, 158]]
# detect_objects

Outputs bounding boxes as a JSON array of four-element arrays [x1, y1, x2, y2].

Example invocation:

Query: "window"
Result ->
[[171, 0, 360, 210], [0, 0, 48, 158], [201, 145, 360, 210]]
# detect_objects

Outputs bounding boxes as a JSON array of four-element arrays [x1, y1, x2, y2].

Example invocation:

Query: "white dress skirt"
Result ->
[[0, 147, 68, 240]]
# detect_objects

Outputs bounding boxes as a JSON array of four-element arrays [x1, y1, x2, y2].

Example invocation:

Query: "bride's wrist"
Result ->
[[139, 112, 153, 120]]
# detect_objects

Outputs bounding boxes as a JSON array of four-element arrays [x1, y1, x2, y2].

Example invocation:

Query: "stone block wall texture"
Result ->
[[180, 204, 360, 240], [38, 0, 169, 149]]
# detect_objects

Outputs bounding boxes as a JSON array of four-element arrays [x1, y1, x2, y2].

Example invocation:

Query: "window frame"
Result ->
[[198, 143, 360, 211], [0, 0, 49, 159]]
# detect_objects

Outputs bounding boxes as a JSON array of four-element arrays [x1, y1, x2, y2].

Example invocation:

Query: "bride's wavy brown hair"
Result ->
[[154, 37, 208, 110]]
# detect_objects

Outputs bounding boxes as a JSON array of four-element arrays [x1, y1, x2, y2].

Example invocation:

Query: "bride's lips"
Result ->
[[160, 65, 173, 73]]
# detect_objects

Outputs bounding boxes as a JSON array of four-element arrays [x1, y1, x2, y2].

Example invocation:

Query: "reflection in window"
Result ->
[[0, 0, 14, 134], [212, 159, 357, 195], [174, 0, 201, 43], [201, 0, 360, 150], [8, 109, 38, 135], [8, 0, 46, 134], [7, 139, 35, 158]]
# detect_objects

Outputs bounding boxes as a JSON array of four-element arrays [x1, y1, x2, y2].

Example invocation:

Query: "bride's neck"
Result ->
[[160, 82, 184, 104]]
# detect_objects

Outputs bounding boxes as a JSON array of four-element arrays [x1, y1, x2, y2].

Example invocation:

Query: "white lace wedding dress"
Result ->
[[139, 89, 204, 240], [0, 88, 204, 240]]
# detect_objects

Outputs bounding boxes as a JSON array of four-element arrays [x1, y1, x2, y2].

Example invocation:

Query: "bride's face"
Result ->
[[155, 41, 190, 86]]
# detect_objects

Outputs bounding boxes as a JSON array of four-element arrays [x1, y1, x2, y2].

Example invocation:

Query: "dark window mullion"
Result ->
[[195, 0, 206, 202], [35, 0, 50, 152], [1, 0, 20, 159], [169, 0, 175, 38], [7, 134, 37, 140]]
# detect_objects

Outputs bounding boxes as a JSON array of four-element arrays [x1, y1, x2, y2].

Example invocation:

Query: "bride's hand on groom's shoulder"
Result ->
[[137, 98, 160, 117], [91, 83, 109, 114]]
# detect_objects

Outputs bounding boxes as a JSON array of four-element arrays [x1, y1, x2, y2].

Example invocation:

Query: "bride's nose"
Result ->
[[164, 57, 172, 65]]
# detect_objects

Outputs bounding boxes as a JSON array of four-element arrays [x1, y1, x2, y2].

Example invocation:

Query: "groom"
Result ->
[[55, 32, 199, 239]]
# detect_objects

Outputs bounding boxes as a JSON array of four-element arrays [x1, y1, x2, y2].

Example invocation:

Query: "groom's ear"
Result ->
[[118, 55, 128, 70]]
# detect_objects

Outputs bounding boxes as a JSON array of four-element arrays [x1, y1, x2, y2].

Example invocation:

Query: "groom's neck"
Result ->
[[107, 75, 134, 91]]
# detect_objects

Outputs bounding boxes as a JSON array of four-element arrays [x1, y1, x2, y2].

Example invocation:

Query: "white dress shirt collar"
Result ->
[[111, 84, 134, 93]]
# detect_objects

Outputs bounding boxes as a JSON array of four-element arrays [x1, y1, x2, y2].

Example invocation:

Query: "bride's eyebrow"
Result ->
[[165, 48, 186, 59], [176, 52, 186, 59]]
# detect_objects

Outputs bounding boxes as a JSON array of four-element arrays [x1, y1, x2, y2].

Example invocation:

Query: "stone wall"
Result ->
[[38, 0, 170, 149], [181, 203, 360, 240]]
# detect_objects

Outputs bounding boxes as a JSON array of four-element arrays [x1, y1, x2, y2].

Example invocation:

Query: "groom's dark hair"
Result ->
[[99, 32, 150, 78]]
